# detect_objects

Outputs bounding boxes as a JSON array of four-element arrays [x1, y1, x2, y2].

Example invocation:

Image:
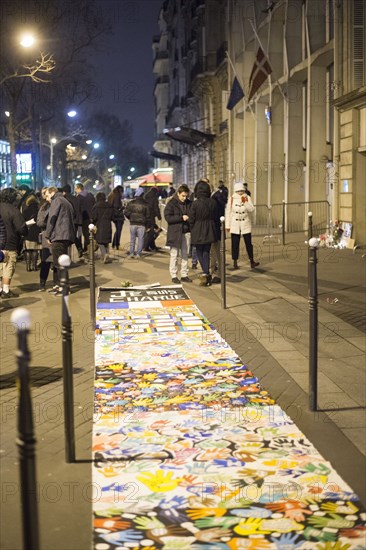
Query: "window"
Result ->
[[353, 0, 365, 87], [326, 64, 334, 144]]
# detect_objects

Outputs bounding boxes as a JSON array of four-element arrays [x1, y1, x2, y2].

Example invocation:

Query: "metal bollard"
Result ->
[[59, 254, 76, 463], [11, 308, 40, 550], [88, 224, 96, 324], [308, 238, 319, 411], [220, 216, 227, 309]]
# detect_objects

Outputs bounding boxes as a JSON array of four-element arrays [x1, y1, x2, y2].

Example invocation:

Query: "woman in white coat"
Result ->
[[225, 181, 260, 270]]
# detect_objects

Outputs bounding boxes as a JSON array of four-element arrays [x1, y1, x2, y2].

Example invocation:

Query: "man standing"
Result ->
[[124, 188, 150, 258], [44, 187, 76, 295], [164, 184, 192, 284]]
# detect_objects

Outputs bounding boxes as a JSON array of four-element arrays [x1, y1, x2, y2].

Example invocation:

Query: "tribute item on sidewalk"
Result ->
[[92, 287, 366, 549]]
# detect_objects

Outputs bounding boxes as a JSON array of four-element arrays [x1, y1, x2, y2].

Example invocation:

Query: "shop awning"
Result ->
[[163, 126, 215, 147], [149, 149, 181, 162], [127, 170, 173, 189]]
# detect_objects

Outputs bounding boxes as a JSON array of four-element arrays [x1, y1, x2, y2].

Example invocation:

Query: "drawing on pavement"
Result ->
[[92, 286, 366, 549]]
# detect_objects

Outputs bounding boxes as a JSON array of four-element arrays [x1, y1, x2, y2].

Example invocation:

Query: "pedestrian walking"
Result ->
[[91, 192, 115, 263], [225, 181, 259, 270], [44, 187, 76, 296], [108, 186, 124, 250], [0, 188, 27, 297], [124, 188, 150, 258], [164, 184, 192, 284], [189, 180, 218, 286], [61, 184, 83, 259]]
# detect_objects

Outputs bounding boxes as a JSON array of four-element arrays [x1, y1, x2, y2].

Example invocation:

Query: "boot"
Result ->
[[24, 250, 32, 271], [250, 260, 260, 269], [199, 274, 208, 286], [233, 260, 239, 270]]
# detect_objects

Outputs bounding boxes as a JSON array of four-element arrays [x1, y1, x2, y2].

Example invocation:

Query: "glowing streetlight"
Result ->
[[93, 143, 100, 149], [130, 166, 135, 172], [109, 154, 115, 160], [86, 139, 92, 145], [20, 34, 36, 48], [67, 110, 77, 118]]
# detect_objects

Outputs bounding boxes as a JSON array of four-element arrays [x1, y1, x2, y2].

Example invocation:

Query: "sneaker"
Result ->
[[53, 289, 63, 296], [38, 285, 46, 292], [181, 276, 192, 283], [48, 285, 62, 295], [1, 290, 19, 298], [171, 277, 180, 284]]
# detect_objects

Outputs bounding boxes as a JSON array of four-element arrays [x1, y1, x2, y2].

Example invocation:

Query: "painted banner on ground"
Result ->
[[92, 287, 366, 549]]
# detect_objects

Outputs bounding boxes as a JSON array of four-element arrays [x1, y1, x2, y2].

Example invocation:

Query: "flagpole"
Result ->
[[248, 18, 287, 103]]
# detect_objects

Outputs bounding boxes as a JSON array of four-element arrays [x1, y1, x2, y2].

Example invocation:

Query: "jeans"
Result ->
[[112, 220, 124, 248], [169, 233, 191, 278], [129, 225, 145, 256], [195, 243, 211, 275]]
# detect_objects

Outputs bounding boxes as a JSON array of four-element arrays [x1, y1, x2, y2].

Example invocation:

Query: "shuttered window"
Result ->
[[353, 0, 365, 87]]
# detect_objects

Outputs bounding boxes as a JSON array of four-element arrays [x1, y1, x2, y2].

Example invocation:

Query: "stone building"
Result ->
[[152, 0, 365, 243]]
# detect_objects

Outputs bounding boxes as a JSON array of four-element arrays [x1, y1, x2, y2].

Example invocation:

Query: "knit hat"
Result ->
[[234, 181, 245, 193]]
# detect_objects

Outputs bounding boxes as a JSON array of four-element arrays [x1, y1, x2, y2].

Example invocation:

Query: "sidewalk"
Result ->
[[0, 228, 365, 549]]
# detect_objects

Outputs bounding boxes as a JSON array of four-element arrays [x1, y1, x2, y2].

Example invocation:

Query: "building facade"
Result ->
[[153, 0, 365, 243]]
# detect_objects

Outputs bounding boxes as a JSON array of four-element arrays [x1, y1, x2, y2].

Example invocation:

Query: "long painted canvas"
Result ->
[[93, 287, 366, 549]]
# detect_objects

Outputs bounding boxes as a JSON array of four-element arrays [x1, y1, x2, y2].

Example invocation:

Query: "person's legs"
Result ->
[[196, 244, 212, 286], [231, 233, 240, 268], [39, 248, 51, 290], [136, 226, 146, 256], [169, 247, 179, 278], [181, 233, 191, 277], [1, 251, 17, 296], [210, 240, 221, 274], [51, 241, 69, 287], [243, 233, 260, 267], [129, 225, 137, 255], [191, 245, 198, 268], [99, 244, 107, 259], [82, 220, 90, 251]]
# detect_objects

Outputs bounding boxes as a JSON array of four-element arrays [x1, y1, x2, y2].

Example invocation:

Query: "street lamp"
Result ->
[[67, 110, 77, 118], [50, 137, 57, 181], [19, 33, 36, 48]]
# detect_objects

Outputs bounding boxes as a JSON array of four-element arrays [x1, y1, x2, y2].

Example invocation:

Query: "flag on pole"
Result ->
[[226, 76, 245, 110], [248, 47, 272, 101]]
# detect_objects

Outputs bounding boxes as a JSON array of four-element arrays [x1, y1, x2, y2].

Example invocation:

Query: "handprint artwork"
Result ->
[[92, 288, 366, 548]]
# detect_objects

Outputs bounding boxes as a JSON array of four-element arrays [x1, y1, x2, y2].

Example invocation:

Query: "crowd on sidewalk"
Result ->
[[0, 177, 260, 296]]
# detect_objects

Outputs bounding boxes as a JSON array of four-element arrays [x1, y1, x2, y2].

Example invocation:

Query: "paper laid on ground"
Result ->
[[92, 286, 366, 549]]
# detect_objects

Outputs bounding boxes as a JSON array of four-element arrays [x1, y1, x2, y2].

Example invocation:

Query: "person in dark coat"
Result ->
[[44, 187, 76, 295], [143, 187, 162, 251], [61, 184, 83, 259], [0, 188, 28, 297], [108, 186, 124, 250], [75, 183, 95, 253], [189, 180, 218, 286], [164, 184, 192, 283], [124, 189, 150, 257], [36, 187, 55, 292], [22, 193, 41, 271], [91, 192, 115, 263]]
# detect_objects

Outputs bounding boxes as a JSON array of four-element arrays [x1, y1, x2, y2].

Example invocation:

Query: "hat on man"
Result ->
[[233, 181, 245, 193], [18, 184, 31, 192]]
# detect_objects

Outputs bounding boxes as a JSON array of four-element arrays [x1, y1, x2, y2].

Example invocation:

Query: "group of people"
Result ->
[[163, 178, 259, 287], [0, 178, 259, 296], [0, 183, 125, 297]]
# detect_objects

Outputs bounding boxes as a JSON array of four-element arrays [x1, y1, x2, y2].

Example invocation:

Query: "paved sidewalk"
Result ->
[[0, 228, 365, 549]]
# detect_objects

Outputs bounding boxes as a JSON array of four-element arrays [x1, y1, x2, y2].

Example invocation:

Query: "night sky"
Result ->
[[86, 0, 163, 153]]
